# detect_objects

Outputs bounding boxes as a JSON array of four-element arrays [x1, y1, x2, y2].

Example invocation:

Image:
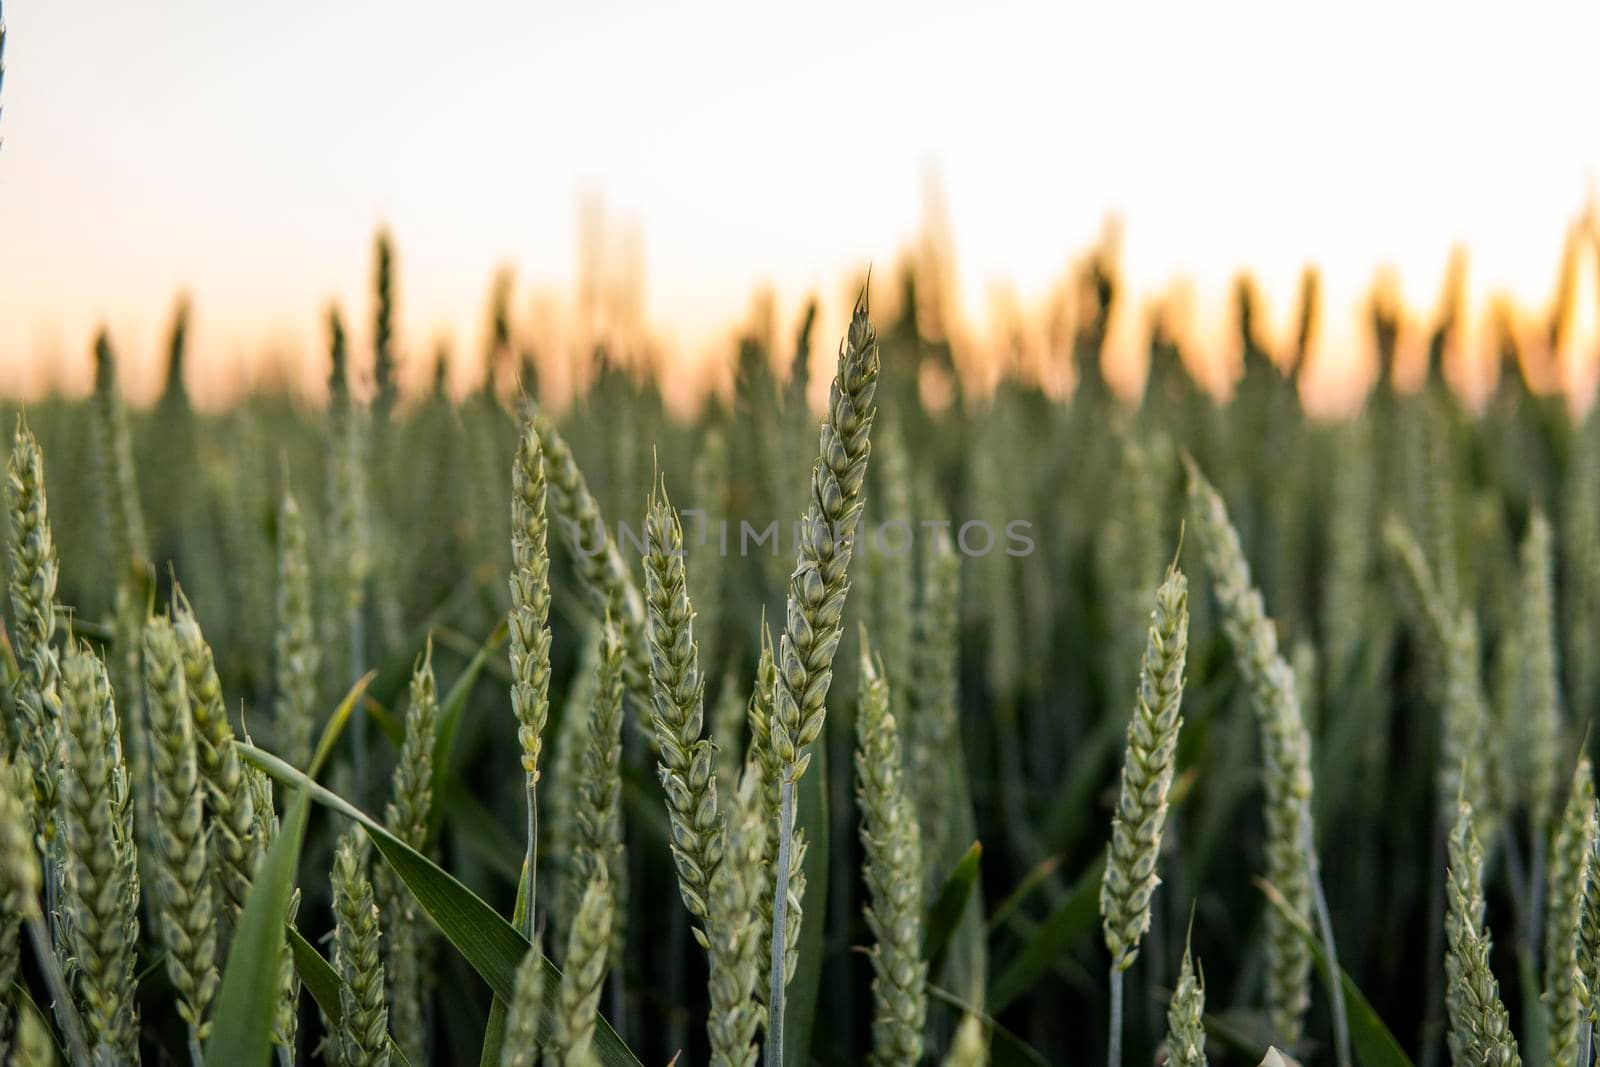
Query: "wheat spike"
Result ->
[[1101, 560, 1189, 972], [333, 828, 389, 1067], [855, 635, 926, 1067]]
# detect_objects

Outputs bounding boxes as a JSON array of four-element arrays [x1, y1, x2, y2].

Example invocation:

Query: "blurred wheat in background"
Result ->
[[11, 1, 1600, 1065], [0, 208, 1596, 1067]]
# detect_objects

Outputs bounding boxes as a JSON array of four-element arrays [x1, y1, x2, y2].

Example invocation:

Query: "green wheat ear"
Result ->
[[57, 641, 141, 1063], [552, 867, 613, 1067], [0, 757, 40, 1061], [1444, 793, 1521, 1065], [501, 943, 546, 1067], [1518, 512, 1563, 831], [1165, 929, 1208, 1067], [273, 488, 320, 769], [855, 632, 926, 1067], [378, 645, 440, 1066], [532, 406, 653, 713], [6, 421, 63, 847], [332, 827, 389, 1067], [1101, 559, 1189, 972], [574, 621, 627, 967], [766, 296, 880, 1065], [509, 408, 554, 944], [1186, 460, 1315, 1046], [174, 588, 261, 919], [643, 480, 723, 927], [142, 615, 219, 1046], [1545, 755, 1596, 1066]]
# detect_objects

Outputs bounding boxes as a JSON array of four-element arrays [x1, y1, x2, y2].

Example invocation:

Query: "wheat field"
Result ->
[[5, 207, 1600, 1067]]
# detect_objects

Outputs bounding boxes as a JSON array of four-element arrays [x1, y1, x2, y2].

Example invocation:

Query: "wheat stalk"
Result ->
[[174, 588, 262, 920], [373, 228, 398, 423], [644, 483, 764, 1064], [1165, 929, 1208, 1067], [1581, 814, 1600, 1032], [1520, 513, 1564, 832], [502, 944, 547, 1067], [575, 621, 627, 967], [510, 409, 555, 942], [378, 645, 439, 1065], [1321, 418, 1373, 695], [91, 333, 153, 861], [710, 674, 746, 804], [1186, 460, 1323, 1051], [643, 482, 724, 924], [532, 408, 653, 714], [142, 614, 219, 1054], [332, 828, 389, 1067], [690, 424, 730, 673], [548, 625, 603, 953], [57, 641, 141, 1063], [550, 868, 612, 1067], [855, 634, 926, 1066], [1545, 756, 1596, 1066], [1444, 793, 1522, 1065], [6, 422, 63, 851], [908, 520, 960, 880], [273, 488, 320, 769], [1102, 559, 1189, 1067], [744, 623, 804, 1014], [715, 760, 770, 1066], [767, 296, 881, 1066], [324, 308, 373, 795], [0, 758, 37, 1060], [867, 421, 913, 717]]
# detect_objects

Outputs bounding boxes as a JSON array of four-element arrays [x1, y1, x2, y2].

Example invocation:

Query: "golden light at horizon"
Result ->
[[1, 0, 1598, 413]]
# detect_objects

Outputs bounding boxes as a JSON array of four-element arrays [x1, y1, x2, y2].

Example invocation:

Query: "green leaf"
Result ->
[[205, 675, 375, 1064], [1040, 716, 1123, 853], [287, 924, 414, 1067], [926, 982, 1050, 1067], [428, 621, 510, 840], [239, 742, 641, 1067], [1199, 1008, 1278, 1060], [310, 672, 378, 778], [987, 854, 1062, 934], [924, 840, 983, 974], [478, 860, 532, 1067], [986, 767, 1200, 1012], [1259, 879, 1414, 1067], [365, 695, 404, 748], [988, 853, 1106, 1013], [203, 788, 311, 1067]]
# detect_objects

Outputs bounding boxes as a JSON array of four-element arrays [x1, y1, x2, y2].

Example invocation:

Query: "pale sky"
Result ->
[[1, 0, 1598, 409]]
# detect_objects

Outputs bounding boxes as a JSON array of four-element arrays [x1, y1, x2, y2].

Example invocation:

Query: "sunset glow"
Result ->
[[2, 0, 1598, 411]]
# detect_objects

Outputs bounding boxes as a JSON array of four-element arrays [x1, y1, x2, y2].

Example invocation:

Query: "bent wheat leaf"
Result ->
[[476, 860, 531, 1067], [239, 743, 641, 1067], [925, 841, 984, 974], [989, 854, 1106, 1013], [203, 789, 310, 1067], [205, 673, 373, 1067], [429, 621, 510, 840], [926, 982, 1051, 1067], [1259, 880, 1412, 1067]]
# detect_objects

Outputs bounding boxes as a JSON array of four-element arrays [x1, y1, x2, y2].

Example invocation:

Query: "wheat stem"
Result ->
[[766, 296, 881, 1066]]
